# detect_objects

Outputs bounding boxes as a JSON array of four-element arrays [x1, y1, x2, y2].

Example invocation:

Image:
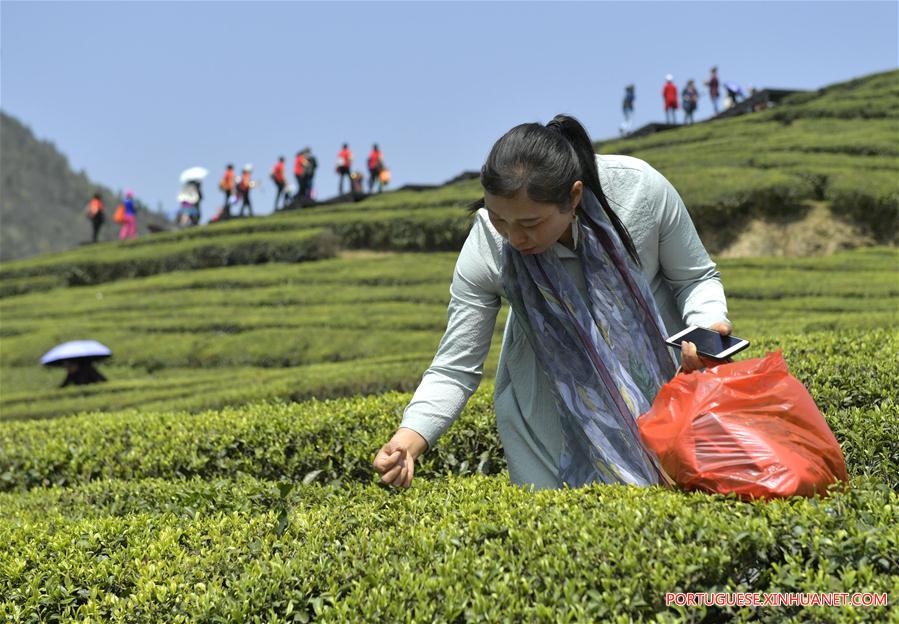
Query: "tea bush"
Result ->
[[0, 476, 895, 622]]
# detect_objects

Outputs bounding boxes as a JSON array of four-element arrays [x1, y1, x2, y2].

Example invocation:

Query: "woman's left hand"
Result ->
[[680, 322, 733, 374]]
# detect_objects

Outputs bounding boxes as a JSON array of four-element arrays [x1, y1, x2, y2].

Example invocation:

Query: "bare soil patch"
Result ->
[[718, 202, 876, 258]]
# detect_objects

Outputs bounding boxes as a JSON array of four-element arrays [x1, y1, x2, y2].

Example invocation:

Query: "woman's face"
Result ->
[[485, 181, 582, 254]]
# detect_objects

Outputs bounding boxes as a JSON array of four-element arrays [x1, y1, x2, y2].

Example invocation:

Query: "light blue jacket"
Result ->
[[400, 154, 730, 489]]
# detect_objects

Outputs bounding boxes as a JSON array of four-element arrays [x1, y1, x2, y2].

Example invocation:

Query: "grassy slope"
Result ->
[[1, 247, 896, 421], [596, 70, 899, 250], [0, 71, 897, 623], [1, 71, 895, 296]]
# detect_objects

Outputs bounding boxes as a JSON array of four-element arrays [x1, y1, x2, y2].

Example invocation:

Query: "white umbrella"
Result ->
[[179, 166, 209, 184], [40, 340, 112, 366]]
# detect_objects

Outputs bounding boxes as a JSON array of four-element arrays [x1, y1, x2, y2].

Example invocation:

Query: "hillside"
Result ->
[[0, 71, 897, 622], [597, 69, 899, 253], [0, 70, 896, 295], [0, 111, 171, 261]]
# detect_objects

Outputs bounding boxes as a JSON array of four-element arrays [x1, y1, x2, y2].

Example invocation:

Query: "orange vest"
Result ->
[[272, 162, 285, 183], [221, 170, 234, 191], [88, 198, 103, 216]]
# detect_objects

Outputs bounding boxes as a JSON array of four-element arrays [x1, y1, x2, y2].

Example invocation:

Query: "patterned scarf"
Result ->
[[502, 188, 677, 488]]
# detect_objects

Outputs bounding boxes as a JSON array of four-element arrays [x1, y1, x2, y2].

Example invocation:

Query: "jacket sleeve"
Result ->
[[648, 166, 731, 329], [399, 213, 503, 448]]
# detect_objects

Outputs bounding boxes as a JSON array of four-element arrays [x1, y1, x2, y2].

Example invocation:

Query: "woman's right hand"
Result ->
[[372, 427, 428, 489]]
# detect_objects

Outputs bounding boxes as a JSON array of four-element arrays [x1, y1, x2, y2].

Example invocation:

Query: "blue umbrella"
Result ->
[[41, 340, 112, 366]]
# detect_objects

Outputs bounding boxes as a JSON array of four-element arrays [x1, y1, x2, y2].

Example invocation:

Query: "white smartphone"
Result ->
[[665, 325, 750, 360]]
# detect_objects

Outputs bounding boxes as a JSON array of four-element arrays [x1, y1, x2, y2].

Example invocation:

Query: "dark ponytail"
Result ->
[[468, 114, 640, 265]]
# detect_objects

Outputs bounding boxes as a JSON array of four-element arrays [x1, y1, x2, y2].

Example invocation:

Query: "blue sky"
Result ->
[[2, 1, 897, 223]]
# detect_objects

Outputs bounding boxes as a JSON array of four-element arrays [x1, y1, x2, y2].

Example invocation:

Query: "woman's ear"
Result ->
[[570, 180, 584, 210]]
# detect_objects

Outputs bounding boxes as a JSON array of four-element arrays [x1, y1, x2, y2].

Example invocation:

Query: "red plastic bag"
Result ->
[[638, 351, 848, 500]]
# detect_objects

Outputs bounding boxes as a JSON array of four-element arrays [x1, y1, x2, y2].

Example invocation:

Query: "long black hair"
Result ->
[[469, 114, 640, 264]]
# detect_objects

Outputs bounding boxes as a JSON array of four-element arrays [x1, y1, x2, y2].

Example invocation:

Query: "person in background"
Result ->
[[663, 75, 679, 124], [350, 170, 364, 195], [337, 143, 353, 194], [302, 148, 318, 200], [271, 156, 287, 211], [293, 150, 306, 199], [119, 189, 138, 240], [704, 66, 720, 114], [176, 179, 202, 226], [237, 164, 256, 217], [85, 192, 105, 243], [219, 164, 235, 218], [750, 86, 768, 113], [682, 79, 699, 125], [60, 359, 107, 387], [367, 143, 385, 193], [372, 114, 731, 492], [724, 82, 745, 110], [620, 84, 635, 135], [192, 180, 203, 225]]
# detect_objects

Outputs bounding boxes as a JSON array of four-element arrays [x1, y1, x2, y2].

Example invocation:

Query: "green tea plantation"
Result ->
[[1, 70, 897, 623]]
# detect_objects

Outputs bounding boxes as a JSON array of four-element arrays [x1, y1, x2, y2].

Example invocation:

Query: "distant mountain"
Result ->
[[0, 111, 171, 261]]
